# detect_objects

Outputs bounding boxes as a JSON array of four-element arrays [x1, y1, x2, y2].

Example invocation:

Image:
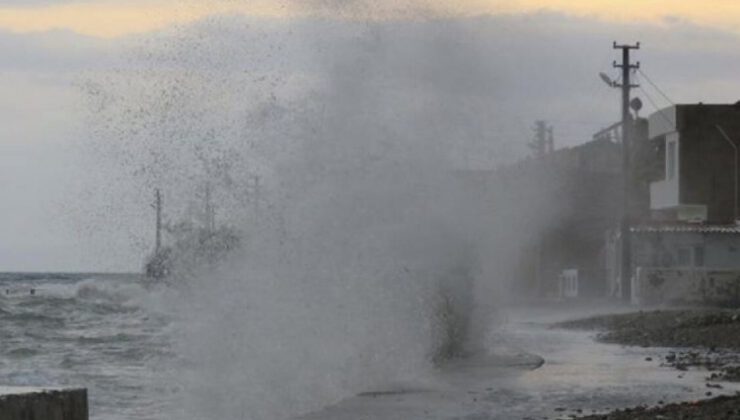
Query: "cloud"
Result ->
[[0, 29, 112, 72], [0, 0, 84, 4], [2, 0, 740, 39], [4, 11, 740, 270]]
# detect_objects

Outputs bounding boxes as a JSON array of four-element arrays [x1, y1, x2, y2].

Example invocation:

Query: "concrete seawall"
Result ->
[[0, 387, 87, 420]]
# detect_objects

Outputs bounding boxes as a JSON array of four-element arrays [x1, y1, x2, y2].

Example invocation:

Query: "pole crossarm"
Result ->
[[613, 61, 641, 70], [613, 42, 641, 88], [613, 42, 640, 50]]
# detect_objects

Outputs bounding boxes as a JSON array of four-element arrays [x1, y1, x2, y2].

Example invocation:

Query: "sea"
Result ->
[[2, 273, 739, 420], [0, 273, 175, 420]]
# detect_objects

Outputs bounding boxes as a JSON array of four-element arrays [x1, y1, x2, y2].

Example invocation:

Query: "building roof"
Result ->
[[631, 225, 740, 234], [648, 103, 740, 139]]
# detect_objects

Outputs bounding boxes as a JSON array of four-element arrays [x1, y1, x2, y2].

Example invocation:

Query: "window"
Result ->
[[677, 248, 691, 266], [667, 140, 677, 180], [661, 249, 675, 266], [693, 246, 705, 267]]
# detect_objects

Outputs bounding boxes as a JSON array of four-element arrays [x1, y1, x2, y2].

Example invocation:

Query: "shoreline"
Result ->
[[556, 308, 740, 419]]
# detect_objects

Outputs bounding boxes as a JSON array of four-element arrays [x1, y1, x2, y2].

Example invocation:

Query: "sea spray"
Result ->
[[173, 168, 499, 419], [81, 12, 511, 420]]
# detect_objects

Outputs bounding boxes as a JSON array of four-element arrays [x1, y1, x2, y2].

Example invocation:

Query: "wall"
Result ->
[[647, 104, 740, 224], [633, 267, 740, 306], [648, 106, 677, 139], [608, 230, 740, 299], [704, 235, 740, 267], [0, 388, 87, 420], [632, 232, 740, 270], [650, 132, 680, 210], [680, 121, 736, 224]]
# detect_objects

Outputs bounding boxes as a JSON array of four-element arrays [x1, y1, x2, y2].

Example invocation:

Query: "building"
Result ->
[[498, 130, 629, 298], [631, 225, 740, 270], [649, 103, 740, 224], [629, 223, 740, 306], [609, 103, 740, 304]]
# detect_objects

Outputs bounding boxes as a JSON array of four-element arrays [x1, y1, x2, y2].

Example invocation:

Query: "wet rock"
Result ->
[[557, 310, 740, 419], [575, 395, 740, 419]]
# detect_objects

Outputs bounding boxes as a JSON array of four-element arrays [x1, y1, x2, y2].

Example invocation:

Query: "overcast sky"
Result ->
[[2, 1, 740, 272]]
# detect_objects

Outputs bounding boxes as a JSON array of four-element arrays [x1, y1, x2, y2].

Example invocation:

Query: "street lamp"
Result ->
[[599, 72, 616, 88]]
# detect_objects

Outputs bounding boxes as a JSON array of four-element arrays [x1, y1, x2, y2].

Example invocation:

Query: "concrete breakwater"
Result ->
[[0, 387, 87, 420]]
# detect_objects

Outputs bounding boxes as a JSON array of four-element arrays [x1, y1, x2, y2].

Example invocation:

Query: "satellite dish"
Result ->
[[599, 72, 615, 87], [630, 97, 643, 112]]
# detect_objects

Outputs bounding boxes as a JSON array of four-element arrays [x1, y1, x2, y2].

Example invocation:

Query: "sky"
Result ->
[[3, 1, 740, 37], [2, 1, 740, 272]]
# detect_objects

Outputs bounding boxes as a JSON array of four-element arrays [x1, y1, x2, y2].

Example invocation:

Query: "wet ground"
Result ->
[[297, 302, 740, 420]]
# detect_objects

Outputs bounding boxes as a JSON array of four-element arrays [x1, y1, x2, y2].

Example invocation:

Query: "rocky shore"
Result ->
[[576, 394, 740, 420], [557, 309, 740, 349], [556, 308, 740, 419]]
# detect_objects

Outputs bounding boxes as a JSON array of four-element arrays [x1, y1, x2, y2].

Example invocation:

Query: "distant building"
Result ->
[[498, 129, 632, 298]]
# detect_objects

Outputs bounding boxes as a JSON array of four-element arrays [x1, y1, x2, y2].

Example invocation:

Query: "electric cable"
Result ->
[[637, 82, 676, 130], [637, 68, 675, 106]]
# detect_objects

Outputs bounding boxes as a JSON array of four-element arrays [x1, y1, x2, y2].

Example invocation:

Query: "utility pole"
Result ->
[[204, 183, 215, 234], [613, 41, 640, 302], [530, 120, 552, 158], [154, 189, 163, 253]]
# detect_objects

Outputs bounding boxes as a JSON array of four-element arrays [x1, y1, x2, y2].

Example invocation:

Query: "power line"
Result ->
[[637, 84, 676, 130], [637, 85, 661, 112], [637, 68, 675, 106], [613, 72, 623, 87], [634, 68, 677, 129]]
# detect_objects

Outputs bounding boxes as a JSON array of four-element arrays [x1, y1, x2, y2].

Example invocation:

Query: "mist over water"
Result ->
[[81, 7, 527, 420]]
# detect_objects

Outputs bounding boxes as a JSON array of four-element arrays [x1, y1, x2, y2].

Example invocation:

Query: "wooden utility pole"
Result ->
[[613, 41, 640, 302]]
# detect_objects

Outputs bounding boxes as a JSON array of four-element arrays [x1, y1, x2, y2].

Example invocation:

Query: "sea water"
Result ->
[[0, 268, 486, 420], [0, 273, 176, 420], [3, 273, 737, 420]]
